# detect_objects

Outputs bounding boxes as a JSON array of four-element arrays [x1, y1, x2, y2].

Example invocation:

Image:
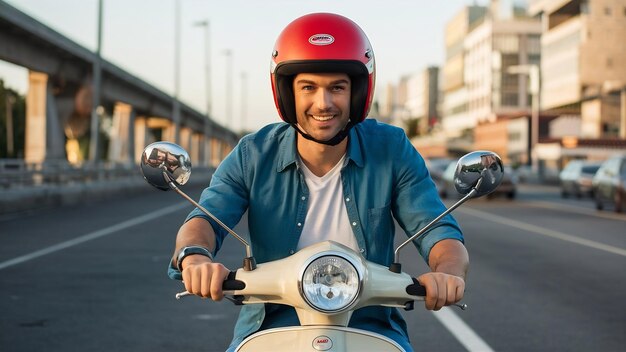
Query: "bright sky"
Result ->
[[0, 0, 492, 132]]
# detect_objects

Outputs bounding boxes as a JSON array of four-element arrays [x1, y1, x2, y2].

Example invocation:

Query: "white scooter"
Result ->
[[140, 142, 504, 352]]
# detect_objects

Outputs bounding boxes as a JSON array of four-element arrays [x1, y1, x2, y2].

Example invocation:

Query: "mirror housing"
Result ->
[[139, 141, 256, 269], [140, 141, 192, 191], [454, 151, 503, 197]]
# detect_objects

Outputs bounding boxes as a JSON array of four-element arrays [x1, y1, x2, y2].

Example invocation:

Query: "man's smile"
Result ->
[[311, 114, 336, 122]]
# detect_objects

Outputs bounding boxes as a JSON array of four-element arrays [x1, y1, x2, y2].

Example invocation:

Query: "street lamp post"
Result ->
[[171, 0, 181, 144], [193, 20, 211, 117], [223, 49, 233, 130], [89, 0, 103, 162], [240, 71, 247, 134], [619, 86, 626, 139], [193, 19, 211, 167], [508, 64, 540, 173]]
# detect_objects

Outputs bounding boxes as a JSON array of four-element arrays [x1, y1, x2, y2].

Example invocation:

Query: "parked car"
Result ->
[[425, 157, 454, 196], [559, 160, 602, 198], [592, 154, 626, 213], [439, 160, 517, 199]]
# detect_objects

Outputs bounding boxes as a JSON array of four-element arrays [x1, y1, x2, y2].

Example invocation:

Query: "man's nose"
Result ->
[[314, 89, 333, 110]]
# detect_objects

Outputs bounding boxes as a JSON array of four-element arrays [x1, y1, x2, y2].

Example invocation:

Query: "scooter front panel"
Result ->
[[236, 326, 405, 352]]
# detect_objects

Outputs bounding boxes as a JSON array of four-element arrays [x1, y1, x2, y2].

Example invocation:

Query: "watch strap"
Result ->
[[176, 245, 213, 272]]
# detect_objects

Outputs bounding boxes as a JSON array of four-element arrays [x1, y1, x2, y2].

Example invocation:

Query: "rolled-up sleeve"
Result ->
[[391, 132, 463, 262]]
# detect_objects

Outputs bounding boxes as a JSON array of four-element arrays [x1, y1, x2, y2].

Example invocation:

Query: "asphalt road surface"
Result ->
[[1, 183, 624, 351]]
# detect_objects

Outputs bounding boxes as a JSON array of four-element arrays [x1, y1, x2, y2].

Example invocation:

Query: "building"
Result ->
[[526, 0, 626, 171], [529, 0, 626, 139], [441, 5, 487, 140], [465, 1, 542, 133], [395, 67, 441, 137], [439, 1, 542, 159]]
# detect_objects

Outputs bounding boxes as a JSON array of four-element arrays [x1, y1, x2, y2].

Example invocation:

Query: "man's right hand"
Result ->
[[181, 255, 231, 301]]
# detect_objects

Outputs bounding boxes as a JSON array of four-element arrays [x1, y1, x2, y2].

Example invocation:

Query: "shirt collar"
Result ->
[[276, 126, 364, 173]]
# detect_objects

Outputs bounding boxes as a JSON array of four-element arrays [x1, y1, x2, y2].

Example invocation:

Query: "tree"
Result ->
[[0, 79, 26, 158]]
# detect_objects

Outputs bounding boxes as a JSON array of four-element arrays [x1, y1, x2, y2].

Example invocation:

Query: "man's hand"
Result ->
[[181, 255, 231, 301], [418, 239, 469, 310], [174, 218, 229, 300], [417, 272, 465, 310]]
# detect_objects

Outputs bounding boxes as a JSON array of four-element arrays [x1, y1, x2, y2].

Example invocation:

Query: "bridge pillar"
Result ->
[[201, 121, 212, 167], [180, 126, 191, 151], [107, 102, 135, 166], [210, 138, 223, 168], [134, 116, 151, 164], [162, 121, 177, 143], [203, 137, 211, 168], [191, 132, 201, 166], [24, 71, 66, 164]]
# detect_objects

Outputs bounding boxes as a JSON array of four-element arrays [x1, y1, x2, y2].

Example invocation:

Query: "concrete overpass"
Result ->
[[0, 1, 238, 170]]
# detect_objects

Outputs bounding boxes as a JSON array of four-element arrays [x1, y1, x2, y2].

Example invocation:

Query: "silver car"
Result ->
[[559, 160, 602, 198], [592, 155, 626, 213]]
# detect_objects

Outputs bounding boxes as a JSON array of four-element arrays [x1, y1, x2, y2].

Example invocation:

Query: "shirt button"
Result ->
[[352, 222, 357, 226], [301, 196, 306, 201], [345, 197, 350, 202], [297, 223, 302, 227], [360, 248, 365, 253], [290, 250, 295, 254]]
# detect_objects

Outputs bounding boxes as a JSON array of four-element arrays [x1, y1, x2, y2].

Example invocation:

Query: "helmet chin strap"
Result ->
[[292, 121, 354, 146]]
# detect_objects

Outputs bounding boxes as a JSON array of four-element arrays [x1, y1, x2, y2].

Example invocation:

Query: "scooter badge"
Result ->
[[312, 335, 333, 351]]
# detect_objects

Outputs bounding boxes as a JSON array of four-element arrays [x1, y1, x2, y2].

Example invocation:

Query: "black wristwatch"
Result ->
[[176, 246, 213, 272]]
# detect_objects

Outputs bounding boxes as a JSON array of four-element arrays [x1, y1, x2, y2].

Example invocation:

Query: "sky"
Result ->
[[0, 0, 492, 132]]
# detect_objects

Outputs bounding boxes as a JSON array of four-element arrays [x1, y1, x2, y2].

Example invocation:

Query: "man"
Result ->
[[168, 13, 468, 352]]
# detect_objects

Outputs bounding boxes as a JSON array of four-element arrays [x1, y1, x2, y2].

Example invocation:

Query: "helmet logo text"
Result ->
[[309, 34, 335, 46]]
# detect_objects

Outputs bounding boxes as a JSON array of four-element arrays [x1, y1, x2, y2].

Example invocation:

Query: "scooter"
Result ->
[[140, 142, 504, 352]]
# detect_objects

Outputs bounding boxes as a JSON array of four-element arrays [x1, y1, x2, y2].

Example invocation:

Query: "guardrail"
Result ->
[[0, 159, 217, 215], [0, 159, 139, 189]]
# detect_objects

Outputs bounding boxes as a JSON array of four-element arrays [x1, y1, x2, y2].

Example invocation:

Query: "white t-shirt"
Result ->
[[296, 154, 359, 252]]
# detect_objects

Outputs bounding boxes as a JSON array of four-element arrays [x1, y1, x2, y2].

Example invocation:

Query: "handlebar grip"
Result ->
[[222, 271, 246, 291], [406, 277, 426, 297]]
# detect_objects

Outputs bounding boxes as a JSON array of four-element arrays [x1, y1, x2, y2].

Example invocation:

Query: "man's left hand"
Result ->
[[416, 272, 465, 311]]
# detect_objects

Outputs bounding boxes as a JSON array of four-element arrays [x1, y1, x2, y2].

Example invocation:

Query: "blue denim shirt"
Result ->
[[169, 120, 463, 351]]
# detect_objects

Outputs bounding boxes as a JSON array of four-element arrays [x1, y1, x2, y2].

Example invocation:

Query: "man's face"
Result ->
[[293, 72, 351, 142]]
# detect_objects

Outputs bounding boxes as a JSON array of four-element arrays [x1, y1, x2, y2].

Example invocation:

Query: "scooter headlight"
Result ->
[[300, 255, 361, 313]]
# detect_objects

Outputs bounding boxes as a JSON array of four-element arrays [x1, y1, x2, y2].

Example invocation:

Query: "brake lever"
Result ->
[[175, 291, 244, 306], [175, 290, 192, 300], [455, 303, 468, 310]]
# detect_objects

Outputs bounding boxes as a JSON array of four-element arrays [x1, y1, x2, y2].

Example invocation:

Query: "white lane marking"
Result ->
[[0, 201, 189, 271], [524, 200, 626, 222], [458, 207, 626, 257], [432, 307, 495, 352], [193, 314, 227, 321]]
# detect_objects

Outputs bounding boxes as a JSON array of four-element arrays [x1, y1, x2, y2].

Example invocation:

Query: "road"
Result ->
[[0, 183, 624, 351]]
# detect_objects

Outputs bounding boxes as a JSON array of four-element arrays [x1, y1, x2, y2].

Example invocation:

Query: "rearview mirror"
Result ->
[[140, 141, 192, 191], [454, 151, 503, 197]]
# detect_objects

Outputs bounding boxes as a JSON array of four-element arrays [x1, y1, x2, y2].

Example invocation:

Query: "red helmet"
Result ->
[[270, 13, 376, 126]]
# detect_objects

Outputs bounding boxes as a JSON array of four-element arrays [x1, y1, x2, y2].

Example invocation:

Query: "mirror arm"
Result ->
[[162, 171, 257, 270], [390, 177, 484, 272]]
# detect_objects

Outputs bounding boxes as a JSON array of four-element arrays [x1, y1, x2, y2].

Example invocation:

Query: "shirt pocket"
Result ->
[[366, 203, 394, 263]]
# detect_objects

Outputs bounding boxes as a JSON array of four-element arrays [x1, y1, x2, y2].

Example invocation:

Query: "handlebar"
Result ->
[[405, 277, 467, 310], [405, 278, 426, 297], [223, 271, 246, 291], [175, 271, 245, 300]]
